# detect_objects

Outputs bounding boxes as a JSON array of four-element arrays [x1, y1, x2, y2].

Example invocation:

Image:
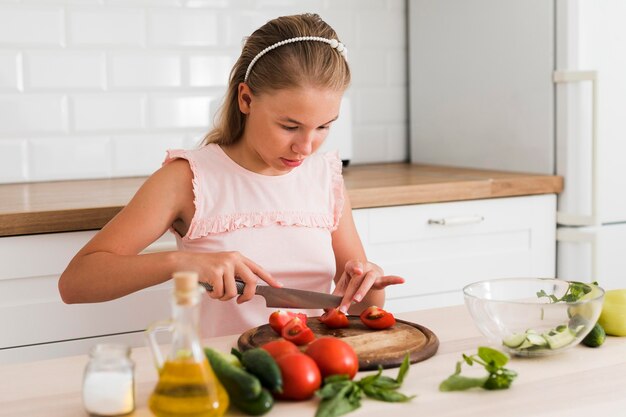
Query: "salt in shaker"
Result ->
[[82, 344, 135, 416]]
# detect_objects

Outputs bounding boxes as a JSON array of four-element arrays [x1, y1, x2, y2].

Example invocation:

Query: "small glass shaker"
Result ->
[[82, 344, 135, 416]]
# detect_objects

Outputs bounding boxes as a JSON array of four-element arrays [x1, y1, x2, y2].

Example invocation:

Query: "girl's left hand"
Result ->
[[332, 260, 405, 313]]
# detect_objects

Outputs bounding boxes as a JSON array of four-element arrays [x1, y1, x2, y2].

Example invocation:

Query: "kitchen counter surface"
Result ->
[[1, 304, 623, 417], [0, 163, 562, 237]]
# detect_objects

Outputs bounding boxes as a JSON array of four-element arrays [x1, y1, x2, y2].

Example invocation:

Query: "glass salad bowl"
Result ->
[[463, 278, 604, 357]]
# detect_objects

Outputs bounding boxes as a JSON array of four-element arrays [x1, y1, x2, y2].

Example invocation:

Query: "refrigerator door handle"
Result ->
[[553, 70, 599, 226]]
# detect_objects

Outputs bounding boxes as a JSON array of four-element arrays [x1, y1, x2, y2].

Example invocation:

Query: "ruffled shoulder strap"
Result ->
[[323, 151, 345, 231], [162, 148, 203, 237]]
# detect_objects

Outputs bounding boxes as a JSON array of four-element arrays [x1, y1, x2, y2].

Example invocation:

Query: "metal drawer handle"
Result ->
[[428, 215, 484, 226]]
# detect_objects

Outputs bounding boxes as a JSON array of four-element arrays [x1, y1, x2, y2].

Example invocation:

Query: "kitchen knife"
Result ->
[[199, 279, 342, 309]]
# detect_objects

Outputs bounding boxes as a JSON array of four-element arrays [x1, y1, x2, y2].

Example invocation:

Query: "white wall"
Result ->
[[0, 0, 408, 184]]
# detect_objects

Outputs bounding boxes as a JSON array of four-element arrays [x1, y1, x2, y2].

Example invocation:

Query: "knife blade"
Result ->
[[199, 279, 342, 309]]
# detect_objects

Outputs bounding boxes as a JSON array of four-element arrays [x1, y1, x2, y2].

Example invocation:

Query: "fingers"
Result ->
[[235, 267, 258, 304], [245, 257, 282, 288], [371, 275, 405, 290], [336, 260, 366, 313]]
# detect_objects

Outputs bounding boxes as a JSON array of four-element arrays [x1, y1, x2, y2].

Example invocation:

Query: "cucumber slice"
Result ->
[[503, 333, 526, 348], [526, 333, 548, 347], [542, 329, 575, 349]]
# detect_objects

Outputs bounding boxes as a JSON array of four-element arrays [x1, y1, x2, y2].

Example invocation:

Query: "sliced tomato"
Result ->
[[268, 310, 308, 335], [261, 340, 300, 360], [318, 308, 349, 329], [281, 317, 315, 346], [359, 306, 396, 330]]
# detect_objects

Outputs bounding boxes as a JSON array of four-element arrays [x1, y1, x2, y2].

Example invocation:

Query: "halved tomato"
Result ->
[[268, 310, 307, 335], [359, 306, 396, 330], [318, 308, 349, 329], [281, 317, 315, 346]]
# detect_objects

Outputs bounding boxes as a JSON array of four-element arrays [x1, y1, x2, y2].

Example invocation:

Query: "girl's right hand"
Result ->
[[188, 251, 281, 304]]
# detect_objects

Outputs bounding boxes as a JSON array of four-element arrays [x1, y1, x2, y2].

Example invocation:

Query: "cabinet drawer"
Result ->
[[0, 331, 146, 365], [0, 232, 176, 350], [355, 195, 557, 305]]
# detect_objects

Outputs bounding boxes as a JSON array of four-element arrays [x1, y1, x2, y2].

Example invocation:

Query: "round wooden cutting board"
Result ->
[[237, 316, 439, 371]]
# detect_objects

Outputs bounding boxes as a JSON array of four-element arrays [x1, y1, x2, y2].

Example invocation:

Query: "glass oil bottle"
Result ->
[[146, 271, 229, 417]]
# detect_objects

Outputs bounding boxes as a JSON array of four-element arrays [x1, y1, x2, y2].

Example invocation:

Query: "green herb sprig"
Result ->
[[315, 353, 415, 417], [537, 281, 597, 303], [439, 346, 517, 392]]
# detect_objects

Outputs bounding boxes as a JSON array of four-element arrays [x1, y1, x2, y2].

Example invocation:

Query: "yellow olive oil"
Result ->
[[149, 357, 229, 417]]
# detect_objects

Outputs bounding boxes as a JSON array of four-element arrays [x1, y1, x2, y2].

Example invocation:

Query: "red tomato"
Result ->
[[274, 353, 321, 401], [281, 317, 315, 346], [268, 310, 307, 335], [359, 306, 396, 330], [318, 308, 350, 329], [305, 337, 359, 379], [261, 340, 300, 360]]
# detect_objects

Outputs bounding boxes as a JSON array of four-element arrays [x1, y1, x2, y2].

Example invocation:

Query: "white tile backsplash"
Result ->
[[0, 6, 64, 46], [0, 51, 21, 91], [111, 133, 185, 176], [149, 95, 213, 129], [110, 53, 182, 88], [29, 136, 111, 181], [0, 139, 27, 183], [0, 0, 408, 184], [73, 94, 145, 131], [25, 52, 105, 89], [147, 9, 220, 47], [68, 9, 144, 46], [0, 94, 67, 134], [188, 55, 234, 87]]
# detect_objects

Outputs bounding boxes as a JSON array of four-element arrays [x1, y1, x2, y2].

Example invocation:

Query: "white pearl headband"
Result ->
[[244, 36, 348, 82]]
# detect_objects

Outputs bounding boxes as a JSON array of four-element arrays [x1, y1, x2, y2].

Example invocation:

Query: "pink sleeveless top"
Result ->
[[163, 144, 344, 337]]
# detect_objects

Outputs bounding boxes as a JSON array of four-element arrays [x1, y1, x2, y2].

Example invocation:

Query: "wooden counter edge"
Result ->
[[0, 164, 564, 237]]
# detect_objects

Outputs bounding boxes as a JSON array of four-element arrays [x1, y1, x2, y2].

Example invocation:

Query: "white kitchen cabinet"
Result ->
[[0, 194, 556, 363], [353, 194, 557, 312], [0, 231, 176, 364]]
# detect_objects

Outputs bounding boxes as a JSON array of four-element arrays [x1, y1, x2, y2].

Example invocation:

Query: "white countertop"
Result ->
[[1, 304, 624, 417]]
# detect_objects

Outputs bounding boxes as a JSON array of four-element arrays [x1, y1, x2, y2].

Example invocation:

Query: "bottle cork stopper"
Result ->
[[172, 271, 198, 306]]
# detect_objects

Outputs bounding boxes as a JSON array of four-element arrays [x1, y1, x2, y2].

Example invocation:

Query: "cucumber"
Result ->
[[581, 323, 606, 348], [240, 348, 283, 394], [204, 347, 262, 401], [234, 388, 274, 416]]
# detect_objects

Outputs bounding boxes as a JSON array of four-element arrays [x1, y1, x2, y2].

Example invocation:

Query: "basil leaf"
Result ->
[[396, 353, 410, 384], [477, 347, 508, 368], [482, 371, 516, 390], [372, 376, 400, 390], [316, 380, 352, 400], [358, 367, 383, 387], [439, 374, 488, 392], [462, 354, 473, 366], [315, 384, 360, 417], [362, 384, 415, 402], [324, 374, 350, 384]]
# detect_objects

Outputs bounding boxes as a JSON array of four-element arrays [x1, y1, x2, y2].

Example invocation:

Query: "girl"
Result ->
[[58, 13, 404, 337]]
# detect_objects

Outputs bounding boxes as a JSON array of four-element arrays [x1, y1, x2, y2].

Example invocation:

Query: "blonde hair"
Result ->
[[201, 13, 351, 147]]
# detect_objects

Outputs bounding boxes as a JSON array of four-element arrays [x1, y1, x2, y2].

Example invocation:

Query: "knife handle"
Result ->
[[199, 279, 245, 295]]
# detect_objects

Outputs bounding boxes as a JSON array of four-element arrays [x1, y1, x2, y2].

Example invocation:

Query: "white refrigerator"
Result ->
[[408, 0, 626, 289]]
